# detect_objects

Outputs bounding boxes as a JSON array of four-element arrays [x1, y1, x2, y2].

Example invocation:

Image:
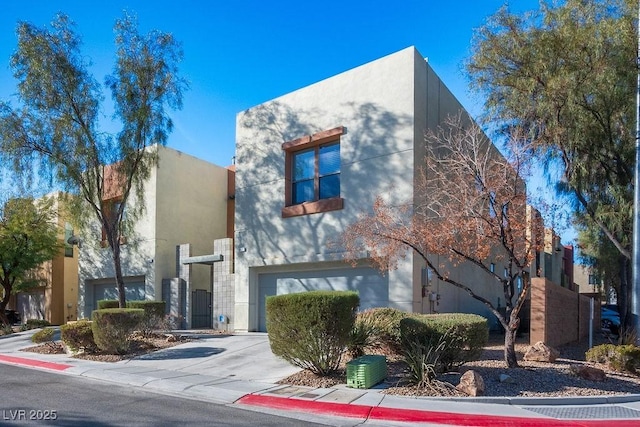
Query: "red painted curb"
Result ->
[[237, 394, 372, 419], [0, 354, 72, 371], [238, 394, 640, 427]]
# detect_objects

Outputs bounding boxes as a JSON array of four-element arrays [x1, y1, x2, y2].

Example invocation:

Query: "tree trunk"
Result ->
[[618, 255, 632, 337], [0, 279, 12, 326], [111, 239, 126, 308], [504, 325, 519, 368]]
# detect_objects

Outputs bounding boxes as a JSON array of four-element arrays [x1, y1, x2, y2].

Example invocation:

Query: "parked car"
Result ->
[[4, 309, 20, 325], [601, 307, 620, 335]]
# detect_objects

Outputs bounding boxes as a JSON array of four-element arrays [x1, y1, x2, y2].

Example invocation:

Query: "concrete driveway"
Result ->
[[117, 332, 301, 383]]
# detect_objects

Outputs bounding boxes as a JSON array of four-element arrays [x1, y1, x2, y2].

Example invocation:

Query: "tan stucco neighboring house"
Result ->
[[77, 145, 233, 328], [14, 192, 79, 325]]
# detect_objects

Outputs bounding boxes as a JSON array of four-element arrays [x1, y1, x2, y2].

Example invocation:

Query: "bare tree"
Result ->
[[341, 114, 541, 368]]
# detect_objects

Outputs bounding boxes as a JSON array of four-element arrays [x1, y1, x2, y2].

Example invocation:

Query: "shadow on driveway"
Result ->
[[134, 346, 225, 361]]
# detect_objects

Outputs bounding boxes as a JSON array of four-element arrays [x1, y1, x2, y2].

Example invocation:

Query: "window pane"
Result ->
[[319, 174, 340, 199], [319, 143, 340, 176], [293, 149, 315, 181], [293, 179, 314, 204]]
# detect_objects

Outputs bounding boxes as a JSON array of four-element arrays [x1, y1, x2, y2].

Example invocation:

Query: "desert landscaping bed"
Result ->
[[279, 333, 640, 398]]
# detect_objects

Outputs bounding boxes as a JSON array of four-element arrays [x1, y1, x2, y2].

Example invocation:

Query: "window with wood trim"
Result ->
[[101, 198, 127, 247], [282, 126, 345, 218]]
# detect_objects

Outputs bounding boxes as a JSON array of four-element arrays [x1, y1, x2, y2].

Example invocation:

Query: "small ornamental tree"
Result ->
[[341, 114, 541, 368], [0, 197, 59, 325]]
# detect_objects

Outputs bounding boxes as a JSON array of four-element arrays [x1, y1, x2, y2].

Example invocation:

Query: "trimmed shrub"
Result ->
[[126, 301, 166, 336], [97, 300, 119, 310], [91, 308, 144, 354], [400, 313, 489, 371], [355, 307, 414, 352], [127, 301, 166, 320], [21, 319, 51, 330], [266, 290, 359, 376], [61, 320, 96, 353], [31, 327, 55, 344], [586, 344, 640, 373]]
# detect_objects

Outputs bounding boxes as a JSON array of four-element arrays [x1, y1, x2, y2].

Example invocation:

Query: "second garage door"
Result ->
[[257, 266, 389, 332]]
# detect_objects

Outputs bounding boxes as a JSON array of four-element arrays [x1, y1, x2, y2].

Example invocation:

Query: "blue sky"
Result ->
[[2, 1, 573, 241], [0, 0, 540, 168]]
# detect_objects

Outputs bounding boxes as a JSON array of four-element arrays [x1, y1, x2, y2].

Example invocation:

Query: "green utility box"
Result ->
[[346, 355, 387, 389]]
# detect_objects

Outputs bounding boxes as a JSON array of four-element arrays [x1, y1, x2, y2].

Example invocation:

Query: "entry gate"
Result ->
[[191, 289, 212, 328]]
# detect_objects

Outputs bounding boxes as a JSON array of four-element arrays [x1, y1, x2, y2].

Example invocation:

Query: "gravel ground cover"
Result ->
[[279, 333, 640, 397]]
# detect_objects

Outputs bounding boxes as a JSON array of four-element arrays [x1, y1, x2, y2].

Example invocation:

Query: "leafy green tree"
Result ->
[[0, 13, 186, 307], [467, 0, 636, 331], [0, 197, 59, 325]]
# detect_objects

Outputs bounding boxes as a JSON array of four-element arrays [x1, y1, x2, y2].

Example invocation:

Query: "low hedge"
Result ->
[[355, 307, 414, 351], [31, 327, 55, 344], [91, 308, 144, 354], [97, 300, 120, 309], [22, 319, 51, 330], [61, 320, 96, 353], [400, 313, 489, 371], [266, 290, 359, 375], [127, 301, 166, 320], [586, 344, 640, 373]]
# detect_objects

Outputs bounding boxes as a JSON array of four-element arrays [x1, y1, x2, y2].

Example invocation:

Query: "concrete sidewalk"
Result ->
[[1, 329, 639, 426]]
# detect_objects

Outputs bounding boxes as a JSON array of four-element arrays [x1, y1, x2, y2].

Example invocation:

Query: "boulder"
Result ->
[[524, 341, 560, 363], [570, 365, 606, 382], [456, 370, 485, 396], [499, 373, 516, 384]]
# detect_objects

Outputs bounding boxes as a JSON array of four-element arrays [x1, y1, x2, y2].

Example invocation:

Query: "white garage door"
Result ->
[[257, 266, 389, 332]]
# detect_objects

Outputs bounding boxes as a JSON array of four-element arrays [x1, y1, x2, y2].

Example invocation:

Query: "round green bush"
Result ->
[[31, 327, 55, 344], [61, 320, 96, 353], [266, 290, 359, 376], [91, 308, 144, 354], [400, 313, 489, 371], [586, 344, 640, 373]]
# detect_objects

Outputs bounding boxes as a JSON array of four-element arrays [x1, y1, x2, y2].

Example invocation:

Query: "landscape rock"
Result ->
[[456, 370, 485, 396], [524, 341, 560, 363], [499, 374, 516, 384], [570, 365, 606, 382]]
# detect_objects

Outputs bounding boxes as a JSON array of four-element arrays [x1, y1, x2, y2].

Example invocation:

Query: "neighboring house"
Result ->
[[77, 145, 233, 328], [535, 227, 575, 290], [233, 46, 526, 332], [14, 192, 79, 325]]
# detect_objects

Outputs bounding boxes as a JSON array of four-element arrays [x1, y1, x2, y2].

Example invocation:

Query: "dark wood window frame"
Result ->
[[282, 126, 345, 218]]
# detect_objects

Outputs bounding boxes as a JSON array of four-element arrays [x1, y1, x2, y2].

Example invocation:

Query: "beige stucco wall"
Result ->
[[78, 146, 229, 319], [154, 146, 229, 295], [234, 46, 503, 331]]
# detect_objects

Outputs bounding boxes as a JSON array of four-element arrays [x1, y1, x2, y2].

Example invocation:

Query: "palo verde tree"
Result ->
[[0, 197, 59, 325], [341, 114, 541, 368], [0, 13, 186, 307], [466, 0, 637, 333]]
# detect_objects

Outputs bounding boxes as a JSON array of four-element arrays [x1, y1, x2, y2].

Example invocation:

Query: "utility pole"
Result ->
[[633, 1, 640, 345]]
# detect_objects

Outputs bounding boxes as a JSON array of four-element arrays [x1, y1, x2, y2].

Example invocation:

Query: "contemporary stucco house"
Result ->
[[233, 46, 521, 332], [77, 145, 233, 327]]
